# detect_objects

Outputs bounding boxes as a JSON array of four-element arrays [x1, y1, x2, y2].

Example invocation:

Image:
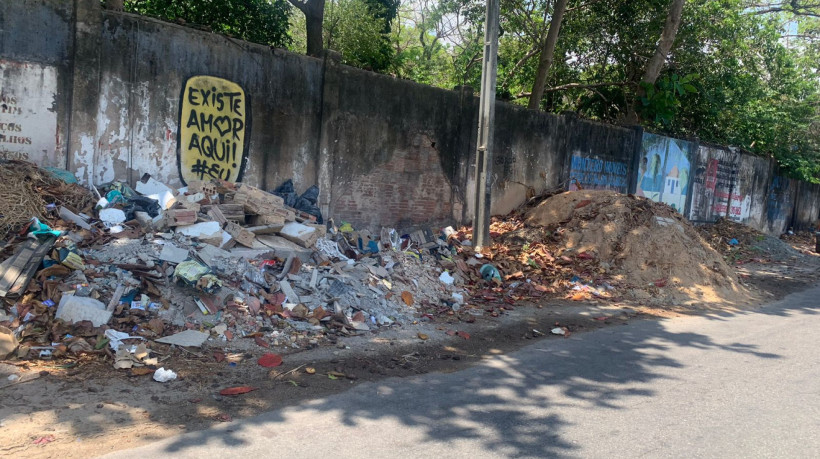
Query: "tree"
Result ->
[[324, 0, 395, 70], [640, 0, 685, 87], [528, 0, 568, 109], [121, 0, 293, 48], [288, 0, 326, 56]]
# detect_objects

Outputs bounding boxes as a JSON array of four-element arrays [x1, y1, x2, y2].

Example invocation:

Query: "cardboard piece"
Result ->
[[55, 295, 112, 327], [0, 326, 18, 358]]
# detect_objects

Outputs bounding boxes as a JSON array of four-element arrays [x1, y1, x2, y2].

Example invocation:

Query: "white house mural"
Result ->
[[637, 133, 695, 213]]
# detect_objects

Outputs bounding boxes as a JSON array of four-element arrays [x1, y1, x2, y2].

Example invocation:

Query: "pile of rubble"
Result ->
[[0, 161, 472, 370], [461, 190, 751, 306], [697, 218, 803, 263]]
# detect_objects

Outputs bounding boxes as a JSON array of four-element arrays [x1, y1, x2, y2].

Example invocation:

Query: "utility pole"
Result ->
[[472, 0, 500, 250]]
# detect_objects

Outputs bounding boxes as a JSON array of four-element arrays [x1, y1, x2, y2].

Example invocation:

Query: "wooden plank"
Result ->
[[0, 236, 56, 298]]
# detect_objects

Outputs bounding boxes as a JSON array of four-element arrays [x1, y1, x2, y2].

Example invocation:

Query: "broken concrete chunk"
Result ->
[[279, 222, 319, 248], [159, 244, 190, 264], [155, 330, 210, 347], [166, 209, 198, 226], [55, 295, 112, 327], [99, 208, 126, 226], [233, 183, 285, 215], [136, 176, 173, 197], [176, 221, 223, 246], [279, 279, 301, 304], [255, 235, 313, 262], [59, 207, 92, 230]]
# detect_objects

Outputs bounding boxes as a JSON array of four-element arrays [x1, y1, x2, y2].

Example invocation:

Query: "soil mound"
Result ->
[[522, 190, 750, 305]]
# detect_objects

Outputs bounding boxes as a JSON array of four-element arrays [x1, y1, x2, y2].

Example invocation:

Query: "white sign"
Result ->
[[0, 59, 59, 164]]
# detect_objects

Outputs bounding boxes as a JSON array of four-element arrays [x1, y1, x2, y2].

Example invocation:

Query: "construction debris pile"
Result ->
[[697, 218, 804, 263], [463, 190, 750, 306], [0, 161, 471, 367]]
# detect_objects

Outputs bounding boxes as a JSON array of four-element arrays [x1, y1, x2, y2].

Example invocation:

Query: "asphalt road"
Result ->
[[105, 286, 820, 458]]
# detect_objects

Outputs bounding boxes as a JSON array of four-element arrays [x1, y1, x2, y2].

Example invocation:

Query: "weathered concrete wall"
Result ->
[[327, 63, 468, 230], [731, 153, 770, 229], [91, 11, 325, 189], [765, 174, 798, 235], [688, 145, 741, 223], [793, 182, 820, 231], [0, 0, 74, 167], [2, 0, 820, 234], [564, 117, 639, 194], [486, 104, 566, 216]]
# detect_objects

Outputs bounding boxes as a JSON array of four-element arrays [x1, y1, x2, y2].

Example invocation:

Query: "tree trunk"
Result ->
[[289, 0, 326, 57], [640, 0, 685, 87], [621, 0, 685, 124], [527, 0, 568, 110]]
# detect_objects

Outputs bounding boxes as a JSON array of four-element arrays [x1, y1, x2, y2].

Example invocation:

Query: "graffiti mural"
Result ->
[[178, 75, 249, 185], [567, 154, 629, 192], [637, 133, 695, 213], [688, 146, 741, 222]]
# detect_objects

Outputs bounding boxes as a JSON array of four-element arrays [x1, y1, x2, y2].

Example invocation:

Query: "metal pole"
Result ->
[[472, 0, 500, 250]]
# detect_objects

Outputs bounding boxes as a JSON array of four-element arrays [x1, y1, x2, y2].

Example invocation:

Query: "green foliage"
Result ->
[[324, 0, 394, 71], [638, 73, 698, 125], [120, 0, 820, 182], [121, 0, 293, 47]]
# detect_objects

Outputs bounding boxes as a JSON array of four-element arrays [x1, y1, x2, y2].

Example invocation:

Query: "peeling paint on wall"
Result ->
[[0, 59, 59, 165]]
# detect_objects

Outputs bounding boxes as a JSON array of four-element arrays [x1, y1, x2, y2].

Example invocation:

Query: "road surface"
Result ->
[[105, 286, 820, 458]]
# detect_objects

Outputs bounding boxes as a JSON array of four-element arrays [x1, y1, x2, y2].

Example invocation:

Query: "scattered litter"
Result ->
[[152, 367, 177, 382]]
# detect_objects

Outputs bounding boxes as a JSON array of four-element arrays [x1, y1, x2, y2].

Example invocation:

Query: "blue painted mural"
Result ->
[[637, 133, 695, 213]]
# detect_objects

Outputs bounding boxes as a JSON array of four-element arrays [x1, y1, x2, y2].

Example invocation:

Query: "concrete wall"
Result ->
[[564, 117, 638, 194], [0, 0, 74, 167], [1, 0, 819, 234], [794, 182, 820, 231]]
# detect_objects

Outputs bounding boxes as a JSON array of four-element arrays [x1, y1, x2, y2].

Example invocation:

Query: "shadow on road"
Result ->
[[143, 287, 814, 457]]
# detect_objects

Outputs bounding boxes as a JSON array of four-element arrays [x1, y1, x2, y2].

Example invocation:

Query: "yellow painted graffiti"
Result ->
[[178, 76, 247, 184]]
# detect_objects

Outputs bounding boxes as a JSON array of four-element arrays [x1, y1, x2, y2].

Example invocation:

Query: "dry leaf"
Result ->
[[219, 386, 257, 396], [401, 291, 414, 306], [257, 353, 283, 367]]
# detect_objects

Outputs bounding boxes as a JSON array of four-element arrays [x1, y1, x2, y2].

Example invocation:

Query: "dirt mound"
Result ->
[[522, 190, 750, 305]]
